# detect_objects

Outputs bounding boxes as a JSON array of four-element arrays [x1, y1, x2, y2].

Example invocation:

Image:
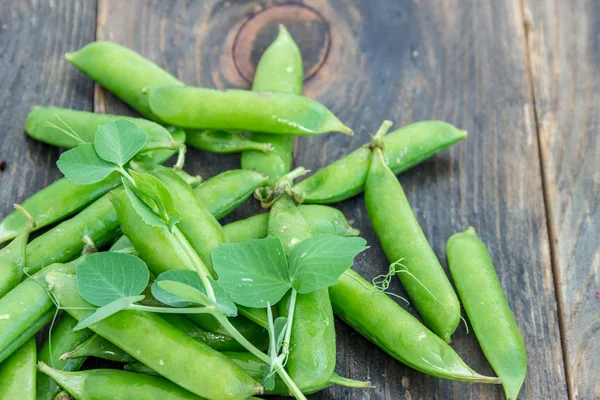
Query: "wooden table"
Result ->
[[0, 1, 596, 399]]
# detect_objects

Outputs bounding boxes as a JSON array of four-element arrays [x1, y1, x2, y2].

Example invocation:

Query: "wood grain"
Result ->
[[0, 0, 97, 224], [95, 0, 567, 399], [523, 0, 600, 398]]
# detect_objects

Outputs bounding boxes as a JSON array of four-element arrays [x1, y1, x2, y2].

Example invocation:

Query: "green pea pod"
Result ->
[[146, 86, 353, 136], [447, 227, 527, 399], [24, 106, 183, 164], [38, 363, 204, 400], [23, 169, 266, 274], [241, 25, 303, 185], [36, 314, 94, 400], [0, 175, 121, 245], [125, 353, 370, 395], [60, 333, 135, 363], [365, 139, 460, 342], [195, 170, 268, 220], [294, 121, 467, 203], [110, 188, 268, 350], [65, 41, 183, 120], [268, 194, 336, 391], [0, 206, 35, 297], [0, 262, 76, 363], [45, 271, 263, 399], [224, 204, 359, 243], [330, 269, 501, 383], [0, 338, 36, 399], [186, 130, 272, 153]]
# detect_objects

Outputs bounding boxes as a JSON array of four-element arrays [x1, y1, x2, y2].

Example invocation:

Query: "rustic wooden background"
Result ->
[[0, 0, 597, 399]]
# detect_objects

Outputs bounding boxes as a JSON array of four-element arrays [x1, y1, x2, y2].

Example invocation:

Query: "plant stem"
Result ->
[[280, 289, 298, 359], [117, 166, 136, 186], [172, 227, 216, 302], [275, 365, 308, 400], [174, 145, 186, 170]]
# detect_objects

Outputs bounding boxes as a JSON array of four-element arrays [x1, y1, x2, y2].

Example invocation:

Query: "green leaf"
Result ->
[[212, 237, 291, 308], [76, 252, 149, 306], [262, 364, 276, 391], [94, 120, 147, 166], [123, 178, 166, 229], [129, 170, 181, 230], [273, 316, 288, 354], [57, 143, 117, 184], [152, 270, 237, 316], [288, 235, 368, 294], [73, 295, 145, 331], [152, 270, 208, 307]]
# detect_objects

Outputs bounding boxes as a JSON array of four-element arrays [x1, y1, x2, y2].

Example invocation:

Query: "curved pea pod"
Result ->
[[0, 339, 36, 399], [45, 271, 263, 399], [0, 175, 120, 244], [146, 86, 353, 136], [37, 314, 94, 400], [269, 195, 336, 391], [187, 130, 272, 153], [241, 25, 303, 185], [194, 170, 268, 220], [65, 41, 183, 120], [0, 262, 76, 363], [224, 205, 359, 243], [38, 363, 204, 400], [0, 207, 34, 297], [330, 269, 501, 383], [60, 333, 134, 363], [110, 189, 268, 350], [447, 227, 527, 399], [365, 146, 461, 342], [24, 106, 183, 163], [294, 121, 467, 203]]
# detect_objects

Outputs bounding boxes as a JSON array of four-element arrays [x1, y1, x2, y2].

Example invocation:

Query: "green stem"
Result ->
[[127, 304, 214, 314], [172, 227, 216, 302], [372, 120, 393, 141], [117, 166, 136, 186], [275, 365, 308, 400], [174, 145, 186, 170], [280, 289, 297, 359], [214, 313, 271, 364]]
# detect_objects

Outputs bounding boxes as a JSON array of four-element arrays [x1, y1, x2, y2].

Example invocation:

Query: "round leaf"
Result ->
[[57, 143, 116, 184], [76, 252, 150, 307], [94, 120, 147, 166]]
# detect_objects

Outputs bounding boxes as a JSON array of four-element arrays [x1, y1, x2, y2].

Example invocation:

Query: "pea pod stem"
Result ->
[[279, 288, 298, 361]]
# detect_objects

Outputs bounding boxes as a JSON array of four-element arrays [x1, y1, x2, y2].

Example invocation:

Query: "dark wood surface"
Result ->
[[1, 0, 596, 399]]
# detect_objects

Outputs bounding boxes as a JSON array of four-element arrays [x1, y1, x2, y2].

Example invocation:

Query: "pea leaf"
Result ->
[[152, 270, 237, 316], [262, 365, 276, 391], [212, 237, 291, 308], [123, 171, 181, 231], [94, 120, 147, 166], [57, 143, 117, 184], [73, 295, 145, 331], [273, 316, 288, 354], [288, 235, 368, 294], [76, 252, 149, 306]]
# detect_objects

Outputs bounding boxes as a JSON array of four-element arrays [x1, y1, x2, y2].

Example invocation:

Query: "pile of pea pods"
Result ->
[[0, 26, 527, 400]]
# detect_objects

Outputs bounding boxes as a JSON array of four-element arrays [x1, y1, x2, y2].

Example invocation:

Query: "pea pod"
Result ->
[[0, 175, 120, 245], [65, 41, 183, 120], [111, 184, 268, 350], [195, 170, 268, 220], [0, 262, 76, 363], [22, 169, 266, 275], [60, 333, 134, 363], [329, 269, 501, 383], [268, 189, 336, 391], [294, 121, 467, 203], [38, 363, 204, 400], [365, 123, 460, 342], [447, 227, 527, 399], [146, 86, 352, 136], [126, 353, 370, 395], [24, 106, 184, 164], [0, 339, 36, 399], [36, 314, 94, 400], [45, 271, 263, 399], [187, 130, 272, 153], [224, 204, 359, 243], [241, 25, 303, 185], [0, 206, 34, 297]]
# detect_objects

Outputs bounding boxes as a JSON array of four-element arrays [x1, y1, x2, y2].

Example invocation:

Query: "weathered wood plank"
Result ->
[[93, 0, 567, 399], [523, 0, 600, 398], [0, 0, 97, 224]]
